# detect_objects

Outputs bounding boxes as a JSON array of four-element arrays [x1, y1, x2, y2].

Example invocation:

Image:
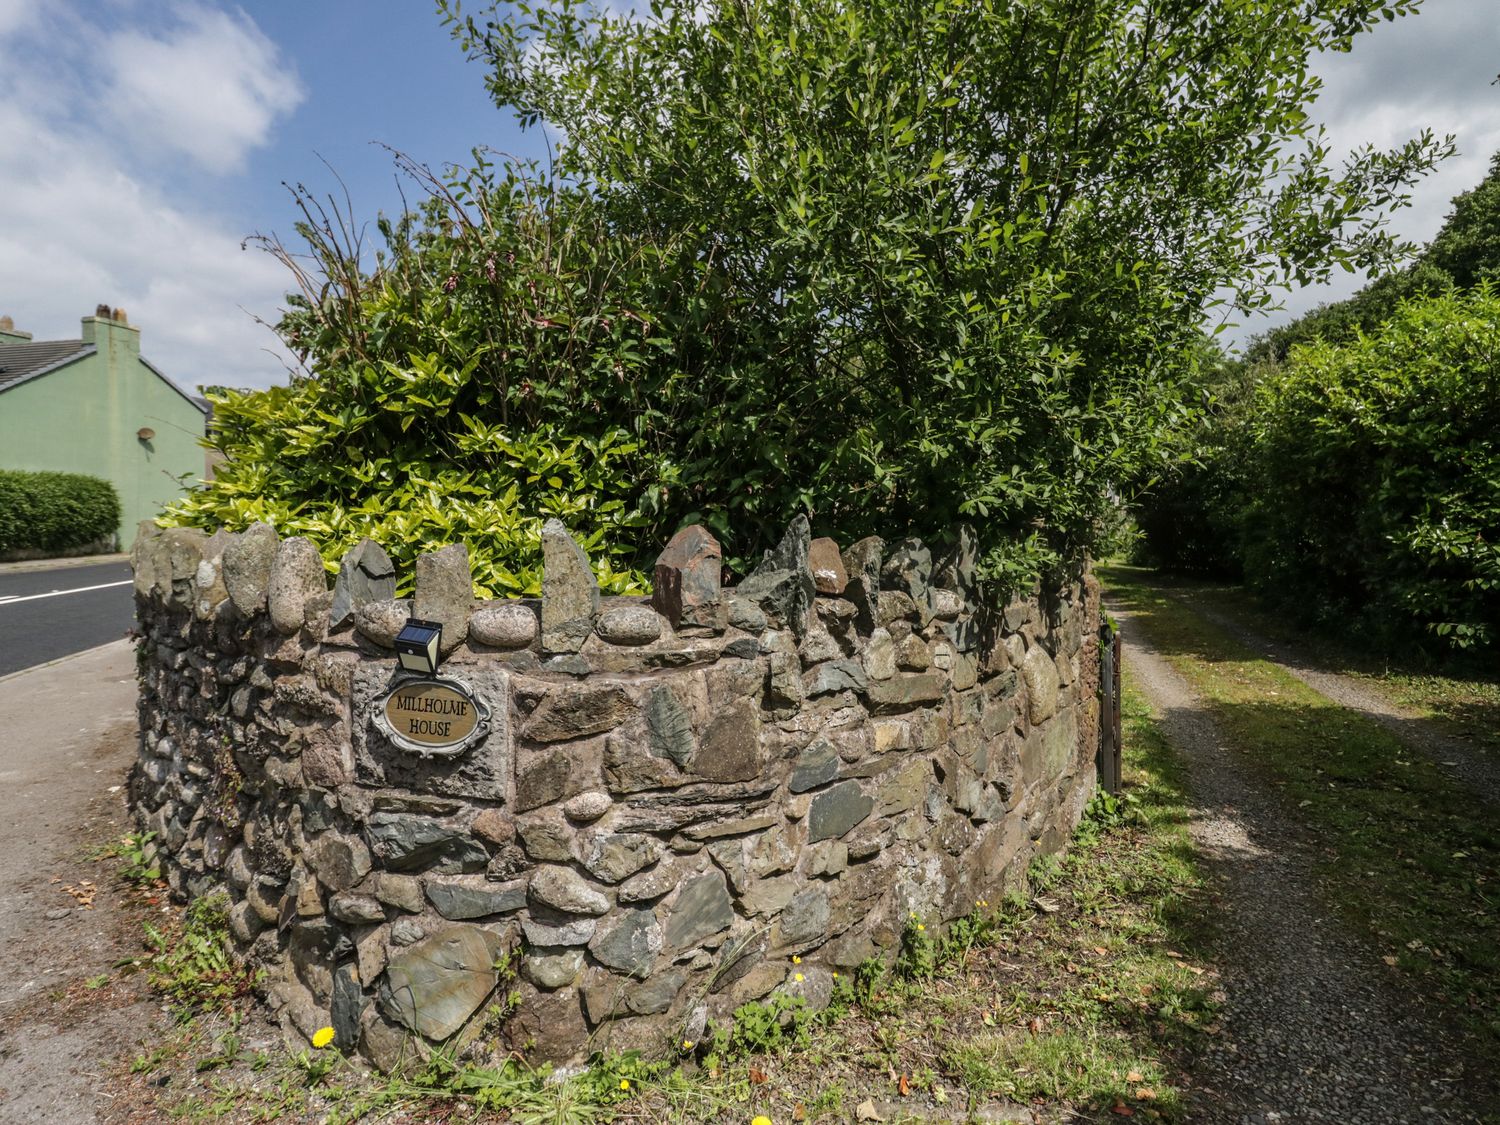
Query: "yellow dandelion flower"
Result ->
[[792, 955, 801, 964], [682, 1039, 695, 1050], [619, 1079, 631, 1091], [311, 1026, 336, 1049], [832, 972, 839, 979], [794, 972, 804, 982], [917, 923, 926, 931], [752, 1116, 774, 1125]]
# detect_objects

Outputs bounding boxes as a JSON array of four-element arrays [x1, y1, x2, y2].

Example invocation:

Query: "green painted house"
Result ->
[[0, 307, 209, 549]]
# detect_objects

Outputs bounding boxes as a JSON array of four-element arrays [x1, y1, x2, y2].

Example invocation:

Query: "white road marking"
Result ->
[[0, 579, 133, 606]]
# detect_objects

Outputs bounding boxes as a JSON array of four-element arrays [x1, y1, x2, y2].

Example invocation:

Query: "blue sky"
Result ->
[[0, 0, 1496, 392]]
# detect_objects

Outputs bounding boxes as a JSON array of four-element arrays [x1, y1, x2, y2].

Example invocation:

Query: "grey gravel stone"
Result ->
[[521, 913, 597, 947], [329, 893, 385, 925], [1021, 645, 1061, 723], [881, 538, 933, 626], [310, 832, 371, 893], [365, 813, 488, 874], [267, 537, 327, 634], [425, 877, 526, 920], [779, 887, 829, 945], [626, 970, 684, 1015], [789, 741, 840, 793], [581, 834, 661, 884], [524, 948, 584, 990], [803, 659, 868, 698], [736, 515, 814, 634], [665, 870, 733, 950], [331, 962, 365, 1051], [1116, 599, 1500, 1123]]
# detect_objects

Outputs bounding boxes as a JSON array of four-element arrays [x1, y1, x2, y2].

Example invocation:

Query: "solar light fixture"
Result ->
[[394, 619, 443, 676]]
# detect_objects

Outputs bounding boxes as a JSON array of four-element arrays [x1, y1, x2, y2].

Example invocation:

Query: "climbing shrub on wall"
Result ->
[[167, 0, 1444, 592]]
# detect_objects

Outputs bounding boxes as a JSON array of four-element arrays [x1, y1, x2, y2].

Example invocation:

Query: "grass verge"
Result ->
[[1125, 568, 1500, 756], [1101, 564, 1500, 1055]]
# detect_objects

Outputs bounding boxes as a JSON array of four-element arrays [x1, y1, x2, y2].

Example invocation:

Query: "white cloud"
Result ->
[[103, 4, 304, 175], [1230, 0, 1500, 345], [0, 3, 301, 390], [0, 0, 34, 36]]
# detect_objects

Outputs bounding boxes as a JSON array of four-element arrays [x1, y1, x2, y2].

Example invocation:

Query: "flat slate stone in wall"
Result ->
[[128, 518, 1101, 1072]]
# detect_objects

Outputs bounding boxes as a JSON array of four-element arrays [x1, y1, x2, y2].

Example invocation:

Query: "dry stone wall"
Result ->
[[129, 515, 1101, 1070]]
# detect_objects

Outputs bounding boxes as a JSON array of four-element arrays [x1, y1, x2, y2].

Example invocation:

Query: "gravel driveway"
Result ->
[[1169, 590, 1500, 808], [1111, 602, 1497, 1124]]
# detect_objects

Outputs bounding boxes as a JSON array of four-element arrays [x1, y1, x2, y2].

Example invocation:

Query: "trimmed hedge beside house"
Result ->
[[0, 470, 121, 556]]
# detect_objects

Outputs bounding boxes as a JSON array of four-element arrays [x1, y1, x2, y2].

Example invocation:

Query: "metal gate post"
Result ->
[[1112, 630, 1123, 791], [1097, 623, 1119, 794]]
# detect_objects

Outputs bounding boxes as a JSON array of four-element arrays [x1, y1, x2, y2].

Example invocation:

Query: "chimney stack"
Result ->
[[81, 304, 140, 356], [0, 314, 33, 345]]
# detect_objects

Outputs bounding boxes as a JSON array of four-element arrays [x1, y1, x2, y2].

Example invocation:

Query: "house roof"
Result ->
[[0, 339, 94, 392], [0, 338, 209, 415]]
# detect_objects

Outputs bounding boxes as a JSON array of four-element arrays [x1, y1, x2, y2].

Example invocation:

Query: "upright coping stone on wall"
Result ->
[[881, 538, 935, 627], [735, 514, 815, 635], [130, 521, 161, 596], [651, 524, 723, 631], [540, 520, 599, 653], [331, 539, 397, 630], [269, 537, 330, 634], [223, 522, 280, 617], [414, 544, 474, 655], [841, 535, 884, 636]]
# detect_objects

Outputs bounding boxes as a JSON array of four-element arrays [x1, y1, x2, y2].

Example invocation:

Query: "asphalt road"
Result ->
[[0, 561, 136, 677]]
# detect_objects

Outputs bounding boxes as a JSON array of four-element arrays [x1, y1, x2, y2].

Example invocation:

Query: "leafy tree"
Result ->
[[1425, 150, 1500, 289], [1247, 148, 1500, 363], [168, 0, 1446, 593], [1130, 343, 1257, 577]]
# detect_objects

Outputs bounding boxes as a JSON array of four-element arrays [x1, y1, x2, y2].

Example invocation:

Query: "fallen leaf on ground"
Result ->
[[856, 1100, 884, 1122], [1135, 1087, 1157, 1100], [1126, 1071, 1144, 1083], [1111, 1104, 1135, 1116], [793, 1104, 806, 1121], [897, 1074, 910, 1096], [1383, 955, 1399, 967], [749, 1066, 768, 1085]]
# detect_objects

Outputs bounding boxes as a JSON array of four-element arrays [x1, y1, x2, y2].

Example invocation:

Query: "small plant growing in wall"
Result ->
[[205, 732, 245, 831], [141, 892, 262, 1021]]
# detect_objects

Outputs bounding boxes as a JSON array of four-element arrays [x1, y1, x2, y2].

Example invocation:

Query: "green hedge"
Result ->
[[0, 470, 121, 554], [1242, 291, 1500, 653]]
